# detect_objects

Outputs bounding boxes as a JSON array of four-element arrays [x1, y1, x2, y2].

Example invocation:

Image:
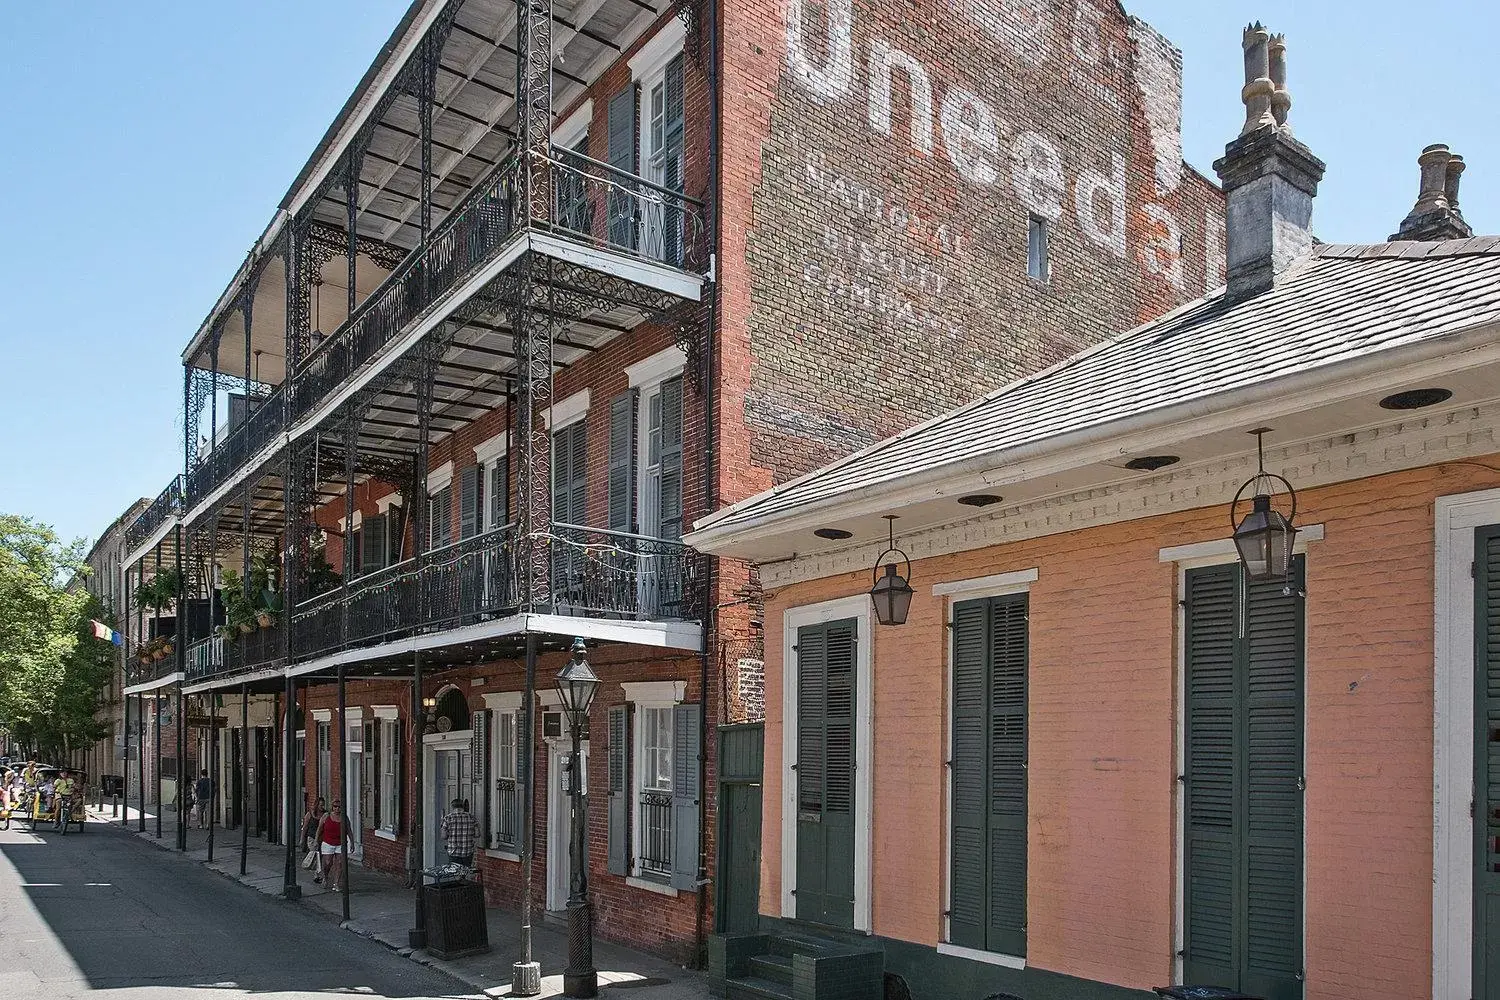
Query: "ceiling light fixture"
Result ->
[[957, 494, 1003, 507], [1124, 455, 1180, 472], [1379, 387, 1453, 410]]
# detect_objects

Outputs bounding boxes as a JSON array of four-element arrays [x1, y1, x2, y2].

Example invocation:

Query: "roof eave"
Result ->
[[687, 318, 1500, 559]]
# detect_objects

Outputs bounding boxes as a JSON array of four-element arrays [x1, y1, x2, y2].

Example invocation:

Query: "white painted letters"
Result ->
[[940, 88, 1001, 185], [1075, 153, 1127, 260], [786, 0, 854, 101], [1010, 132, 1066, 222], [1141, 203, 1184, 291], [866, 39, 935, 156]]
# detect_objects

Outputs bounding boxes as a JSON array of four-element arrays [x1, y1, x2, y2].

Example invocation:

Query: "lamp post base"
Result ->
[[408, 929, 428, 950], [282, 884, 301, 901], [511, 961, 541, 996], [563, 898, 597, 998]]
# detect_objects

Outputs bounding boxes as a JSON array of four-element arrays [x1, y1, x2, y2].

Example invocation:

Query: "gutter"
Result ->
[[687, 317, 1500, 555]]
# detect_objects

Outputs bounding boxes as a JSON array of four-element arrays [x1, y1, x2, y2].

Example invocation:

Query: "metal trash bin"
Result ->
[[101, 775, 124, 798], [422, 880, 490, 959], [1155, 988, 1264, 1000]]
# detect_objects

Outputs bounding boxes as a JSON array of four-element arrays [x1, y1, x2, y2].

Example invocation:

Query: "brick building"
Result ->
[[113, 0, 1220, 972], [690, 26, 1500, 1000]]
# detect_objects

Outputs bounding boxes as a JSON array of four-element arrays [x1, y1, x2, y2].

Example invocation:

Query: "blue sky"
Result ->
[[0, 1, 1494, 550]]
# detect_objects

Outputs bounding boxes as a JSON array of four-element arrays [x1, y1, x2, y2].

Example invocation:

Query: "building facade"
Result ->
[[112, 0, 1220, 965], [689, 31, 1500, 1000]]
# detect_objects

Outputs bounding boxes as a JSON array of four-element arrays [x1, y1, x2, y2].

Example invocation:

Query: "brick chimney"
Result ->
[[1391, 143, 1474, 241], [1212, 24, 1326, 301]]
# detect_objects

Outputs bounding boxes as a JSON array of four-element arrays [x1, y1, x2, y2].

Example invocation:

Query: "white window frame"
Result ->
[[473, 432, 509, 534], [623, 679, 685, 890], [373, 705, 399, 836], [482, 691, 524, 858], [934, 568, 1038, 971], [627, 347, 686, 542], [543, 388, 590, 432], [552, 98, 593, 150], [630, 20, 685, 261]]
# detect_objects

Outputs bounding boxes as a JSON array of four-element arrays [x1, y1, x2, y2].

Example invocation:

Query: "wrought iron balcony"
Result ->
[[126, 476, 184, 550], [125, 652, 179, 689], [185, 636, 223, 682], [184, 622, 284, 684], [184, 388, 285, 509], [549, 524, 701, 622]]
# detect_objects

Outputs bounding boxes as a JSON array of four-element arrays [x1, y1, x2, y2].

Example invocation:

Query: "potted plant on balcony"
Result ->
[[217, 570, 256, 638], [257, 590, 283, 629]]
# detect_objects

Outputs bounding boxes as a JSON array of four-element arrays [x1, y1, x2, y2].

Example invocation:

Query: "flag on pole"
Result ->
[[90, 619, 123, 646]]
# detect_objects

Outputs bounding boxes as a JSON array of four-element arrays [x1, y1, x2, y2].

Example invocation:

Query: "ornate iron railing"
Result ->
[[290, 155, 525, 425], [184, 636, 223, 681], [493, 777, 522, 852], [126, 476, 184, 550], [547, 146, 706, 270], [125, 652, 180, 689], [548, 524, 700, 621], [638, 791, 674, 879], [184, 389, 285, 508], [291, 525, 522, 660]]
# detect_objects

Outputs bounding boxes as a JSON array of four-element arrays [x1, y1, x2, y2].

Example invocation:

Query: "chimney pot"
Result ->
[[1215, 25, 1324, 300], [1392, 144, 1473, 241]]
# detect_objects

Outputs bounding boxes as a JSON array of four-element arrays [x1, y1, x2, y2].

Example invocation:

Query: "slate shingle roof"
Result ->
[[695, 238, 1500, 535]]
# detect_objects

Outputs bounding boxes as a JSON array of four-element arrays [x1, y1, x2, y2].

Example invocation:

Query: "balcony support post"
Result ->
[[137, 695, 146, 833], [345, 155, 361, 317], [153, 543, 163, 839], [208, 692, 217, 862], [408, 649, 427, 950], [176, 522, 188, 852], [338, 662, 351, 922], [283, 670, 302, 899], [341, 418, 357, 649], [240, 683, 249, 876], [514, 631, 541, 996], [209, 327, 220, 483]]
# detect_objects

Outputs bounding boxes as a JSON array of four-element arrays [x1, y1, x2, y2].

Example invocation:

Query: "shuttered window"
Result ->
[[606, 86, 638, 250], [656, 376, 684, 540], [1477, 526, 1500, 999], [458, 465, 484, 540], [360, 514, 388, 576], [608, 390, 638, 532], [948, 594, 1028, 957], [551, 423, 587, 525], [794, 618, 858, 927], [607, 703, 631, 876], [427, 485, 453, 551], [486, 459, 509, 531], [378, 719, 398, 833], [1184, 559, 1304, 998]]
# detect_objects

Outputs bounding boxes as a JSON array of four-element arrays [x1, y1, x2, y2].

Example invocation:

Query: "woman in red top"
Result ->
[[316, 801, 349, 891]]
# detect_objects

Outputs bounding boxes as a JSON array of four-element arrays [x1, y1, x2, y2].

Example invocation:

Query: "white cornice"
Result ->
[[544, 389, 591, 431], [427, 460, 455, 495], [625, 346, 687, 389], [473, 430, 509, 466], [760, 401, 1500, 588], [553, 99, 593, 148], [628, 17, 686, 81]]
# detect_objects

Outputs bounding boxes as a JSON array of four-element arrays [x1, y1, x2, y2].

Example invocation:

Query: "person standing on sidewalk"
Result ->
[[440, 798, 478, 868], [315, 801, 349, 891], [193, 770, 213, 829]]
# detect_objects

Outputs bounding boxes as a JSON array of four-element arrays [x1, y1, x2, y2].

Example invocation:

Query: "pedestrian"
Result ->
[[440, 798, 478, 868], [299, 795, 327, 852], [193, 770, 213, 829], [315, 801, 349, 891]]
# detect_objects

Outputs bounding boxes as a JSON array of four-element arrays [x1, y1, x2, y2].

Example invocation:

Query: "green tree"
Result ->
[[0, 515, 114, 761]]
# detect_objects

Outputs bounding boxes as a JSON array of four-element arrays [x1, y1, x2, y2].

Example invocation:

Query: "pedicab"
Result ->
[[1, 766, 86, 834]]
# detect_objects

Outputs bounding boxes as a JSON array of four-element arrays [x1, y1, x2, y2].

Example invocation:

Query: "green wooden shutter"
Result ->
[[361, 514, 387, 575], [1184, 564, 1239, 986], [552, 430, 571, 528], [658, 376, 684, 540], [459, 466, 482, 540], [387, 503, 406, 563], [794, 619, 857, 927], [1185, 560, 1304, 999], [662, 54, 686, 264], [948, 599, 989, 949], [796, 625, 826, 819], [471, 710, 491, 846], [608, 390, 638, 532], [987, 596, 1028, 956], [1476, 526, 1500, 998], [607, 86, 638, 249], [608, 703, 630, 876], [428, 486, 453, 550], [568, 422, 587, 525], [394, 718, 404, 836], [671, 702, 701, 890], [489, 460, 509, 529], [947, 595, 1027, 956]]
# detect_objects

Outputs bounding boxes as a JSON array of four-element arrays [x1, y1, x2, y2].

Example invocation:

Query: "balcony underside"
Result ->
[[184, 231, 701, 532]]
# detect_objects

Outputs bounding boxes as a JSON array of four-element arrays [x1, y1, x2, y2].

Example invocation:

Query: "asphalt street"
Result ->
[[0, 815, 475, 1000]]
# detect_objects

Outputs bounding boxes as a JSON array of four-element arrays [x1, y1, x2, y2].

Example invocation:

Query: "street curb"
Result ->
[[86, 811, 497, 996]]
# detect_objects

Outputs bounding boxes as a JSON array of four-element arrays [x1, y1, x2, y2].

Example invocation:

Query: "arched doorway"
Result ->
[[423, 685, 474, 868]]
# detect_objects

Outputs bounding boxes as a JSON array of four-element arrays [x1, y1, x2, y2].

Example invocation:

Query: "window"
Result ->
[[484, 458, 509, 532], [1027, 215, 1050, 282], [427, 485, 453, 551], [556, 136, 592, 236], [492, 710, 522, 851], [637, 375, 684, 541], [635, 705, 674, 881], [640, 54, 685, 264], [315, 721, 331, 803], [379, 720, 398, 833]]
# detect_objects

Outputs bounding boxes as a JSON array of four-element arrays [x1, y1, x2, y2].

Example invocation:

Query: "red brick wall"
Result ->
[[759, 458, 1500, 999], [715, 0, 1225, 495]]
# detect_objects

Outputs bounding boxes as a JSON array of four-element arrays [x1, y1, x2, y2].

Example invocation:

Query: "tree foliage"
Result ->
[[0, 515, 114, 761]]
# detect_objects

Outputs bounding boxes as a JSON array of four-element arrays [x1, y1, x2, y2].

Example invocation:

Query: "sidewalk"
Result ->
[[90, 804, 712, 998]]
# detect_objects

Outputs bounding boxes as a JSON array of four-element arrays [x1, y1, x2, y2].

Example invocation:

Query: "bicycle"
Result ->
[[54, 794, 76, 835]]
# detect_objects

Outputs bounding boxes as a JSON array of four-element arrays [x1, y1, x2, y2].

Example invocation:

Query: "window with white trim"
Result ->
[[635, 705, 674, 880], [492, 710, 521, 851], [638, 48, 685, 264], [378, 720, 398, 833], [316, 721, 331, 803]]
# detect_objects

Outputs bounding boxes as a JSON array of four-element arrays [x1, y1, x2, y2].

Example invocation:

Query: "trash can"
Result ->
[[1155, 988, 1264, 1000], [101, 775, 124, 798], [422, 880, 490, 959]]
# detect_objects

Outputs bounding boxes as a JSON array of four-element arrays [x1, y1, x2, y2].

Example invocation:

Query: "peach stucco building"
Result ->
[[692, 41, 1500, 1000]]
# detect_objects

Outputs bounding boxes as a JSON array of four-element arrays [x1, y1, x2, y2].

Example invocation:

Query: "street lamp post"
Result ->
[[556, 638, 600, 999]]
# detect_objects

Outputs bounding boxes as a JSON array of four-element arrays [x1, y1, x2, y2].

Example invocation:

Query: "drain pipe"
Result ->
[[693, 0, 723, 968]]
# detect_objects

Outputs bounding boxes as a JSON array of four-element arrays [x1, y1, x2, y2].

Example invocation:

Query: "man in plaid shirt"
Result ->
[[441, 798, 478, 867]]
